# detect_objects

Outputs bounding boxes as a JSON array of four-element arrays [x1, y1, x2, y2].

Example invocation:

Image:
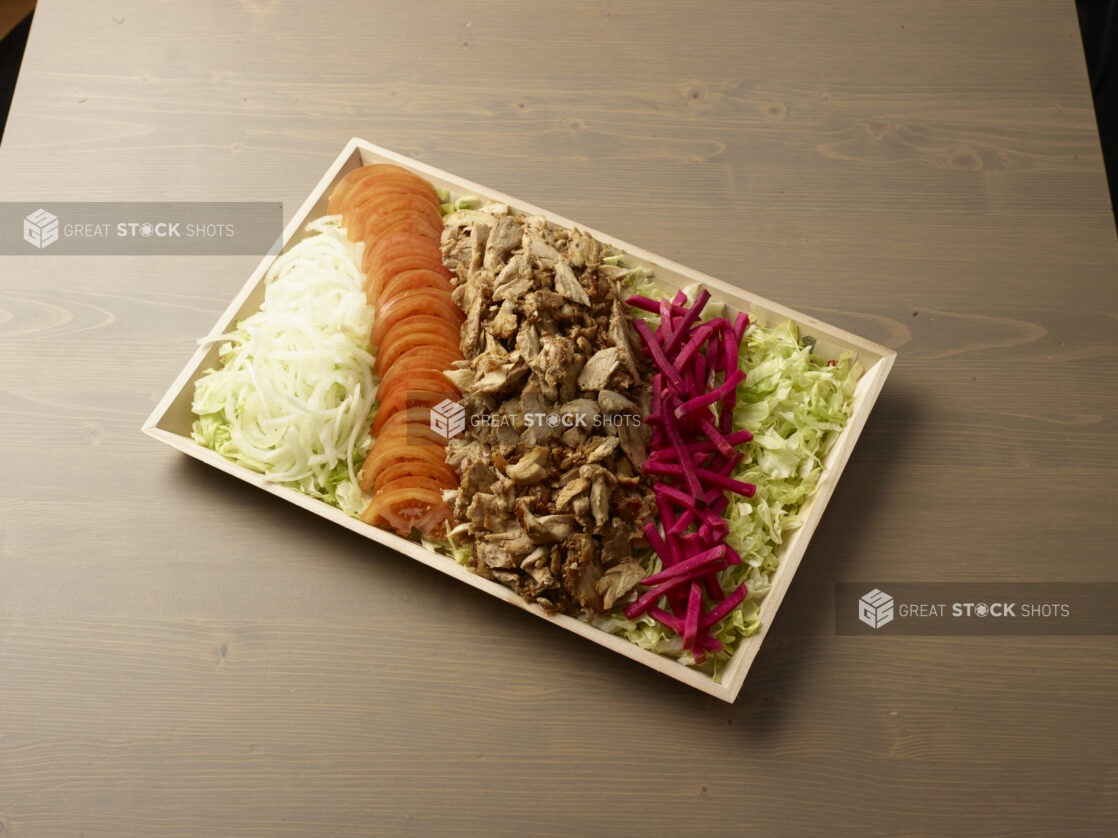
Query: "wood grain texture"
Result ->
[[0, 1, 1115, 836]]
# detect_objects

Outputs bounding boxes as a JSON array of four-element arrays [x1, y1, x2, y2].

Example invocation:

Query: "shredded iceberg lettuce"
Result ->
[[191, 215, 378, 509], [609, 272, 862, 675], [440, 193, 481, 216], [703, 318, 860, 672]]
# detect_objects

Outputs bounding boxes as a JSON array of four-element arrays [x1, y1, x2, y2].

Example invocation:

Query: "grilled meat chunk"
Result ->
[[554, 260, 591, 306], [596, 560, 646, 610], [577, 347, 621, 391], [490, 298, 519, 340], [506, 446, 549, 485], [484, 216, 523, 270], [562, 534, 603, 613], [609, 299, 641, 383], [442, 205, 655, 618], [598, 388, 637, 414]]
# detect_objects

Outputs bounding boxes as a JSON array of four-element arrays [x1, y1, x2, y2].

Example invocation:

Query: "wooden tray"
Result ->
[[143, 138, 896, 702]]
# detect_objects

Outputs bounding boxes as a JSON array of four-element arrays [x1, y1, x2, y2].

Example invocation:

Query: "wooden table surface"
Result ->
[[2, 1, 1116, 835]]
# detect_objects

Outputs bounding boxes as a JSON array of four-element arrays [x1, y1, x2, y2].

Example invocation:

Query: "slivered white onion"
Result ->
[[191, 215, 377, 502]]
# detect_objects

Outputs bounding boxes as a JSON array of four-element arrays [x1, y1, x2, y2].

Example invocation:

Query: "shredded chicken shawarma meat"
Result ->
[[441, 209, 655, 618]]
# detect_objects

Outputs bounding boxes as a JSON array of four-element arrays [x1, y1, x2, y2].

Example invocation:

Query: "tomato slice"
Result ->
[[370, 229, 440, 253], [361, 485, 452, 538], [344, 184, 440, 228], [364, 210, 443, 251], [343, 170, 439, 213], [377, 367, 460, 412], [370, 421, 447, 450], [373, 406, 444, 437], [378, 366, 457, 407], [377, 375, 458, 417], [379, 269, 454, 303], [370, 289, 465, 345], [329, 164, 426, 215], [328, 165, 382, 216], [375, 331, 461, 376], [380, 314, 462, 358], [371, 386, 459, 434], [375, 474, 454, 496], [373, 459, 458, 494], [367, 232, 442, 268], [358, 440, 448, 491], [391, 344, 462, 364], [352, 194, 442, 244], [365, 251, 452, 298], [375, 385, 460, 430], [380, 348, 463, 387], [367, 242, 445, 295]]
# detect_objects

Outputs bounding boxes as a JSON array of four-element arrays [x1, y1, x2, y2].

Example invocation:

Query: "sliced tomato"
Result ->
[[389, 345, 463, 367], [345, 185, 440, 229], [369, 421, 447, 450], [361, 424, 447, 477], [370, 230, 440, 256], [377, 381, 459, 419], [377, 370, 459, 415], [373, 406, 445, 438], [367, 231, 442, 269], [328, 165, 383, 216], [379, 269, 454, 303], [364, 210, 443, 251], [375, 332, 460, 376], [370, 289, 464, 345], [382, 310, 460, 339], [373, 459, 457, 494], [367, 258, 453, 305], [362, 429, 448, 484], [372, 239, 442, 270], [378, 367, 458, 408], [377, 341, 460, 383], [360, 485, 452, 538], [377, 384, 460, 426], [374, 378, 458, 419], [365, 251, 451, 297], [358, 439, 448, 491], [352, 194, 442, 244], [371, 386, 459, 434], [331, 164, 433, 214], [379, 348, 463, 388], [380, 314, 462, 356], [367, 241, 444, 292], [343, 171, 439, 215], [375, 474, 453, 496]]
